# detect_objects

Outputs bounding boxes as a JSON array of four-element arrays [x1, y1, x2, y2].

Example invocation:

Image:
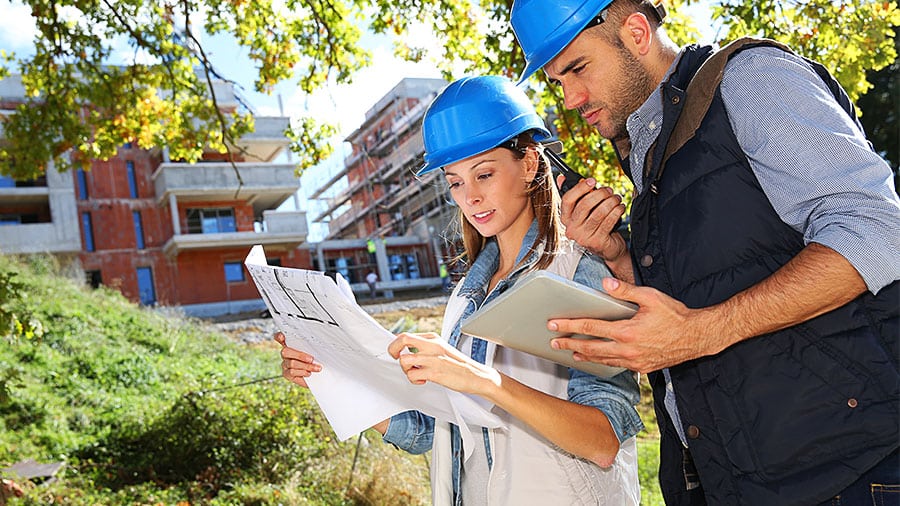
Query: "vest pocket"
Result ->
[[699, 325, 896, 480]]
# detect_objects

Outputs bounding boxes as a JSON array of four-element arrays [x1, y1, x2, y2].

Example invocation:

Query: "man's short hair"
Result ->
[[589, 0, 665, 45]]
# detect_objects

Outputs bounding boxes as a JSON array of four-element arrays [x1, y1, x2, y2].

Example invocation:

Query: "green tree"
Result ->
[[371, 0, 898, 193], [0, 0, 896, 186], [857, 35, 899, 169]]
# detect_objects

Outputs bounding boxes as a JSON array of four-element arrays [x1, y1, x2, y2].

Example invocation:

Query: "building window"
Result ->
[[186, 208, 236, 234], [133, 211, 145, 249], [136, 267, 156, 306], [0, 214, 20, 225], [224, 262, 245, 283], [126, 161, 138, 198], [85, 270, 102, 289], [0, 213, 40, 225], [123, 142, 133, 149], [389, 253, 421, 280], [76, 169, 89, 200], [82, 212, 95, 252], [0, 176, 47, 188]]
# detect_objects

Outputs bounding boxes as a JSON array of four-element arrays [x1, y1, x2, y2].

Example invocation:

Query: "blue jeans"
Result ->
[[818, 448, 899, 506]]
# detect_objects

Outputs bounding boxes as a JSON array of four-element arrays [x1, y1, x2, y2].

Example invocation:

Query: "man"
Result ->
[[366, 270, 378, 299], [510, 1, 900, 504], [439, 263, 451, 292]]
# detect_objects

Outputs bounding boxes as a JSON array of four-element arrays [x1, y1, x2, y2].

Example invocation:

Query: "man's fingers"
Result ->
[[548, 315, 618, 340], [578, 190, 622, 233], [551, 336, 617, 361], [274, 331, 286, 346], [601, 277, 644, 306], [560, 177, 596, 218]]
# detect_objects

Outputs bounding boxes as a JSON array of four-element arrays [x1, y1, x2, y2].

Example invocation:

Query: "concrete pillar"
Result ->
[[169, 193, 180, 235], [317, 243, 326, 272], [374, 238, 393, 298]]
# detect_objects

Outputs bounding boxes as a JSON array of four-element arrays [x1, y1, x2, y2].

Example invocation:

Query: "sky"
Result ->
[[0, 1, 713, 241]]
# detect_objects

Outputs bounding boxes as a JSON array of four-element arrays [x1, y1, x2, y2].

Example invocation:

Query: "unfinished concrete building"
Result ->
[[308, 77, 460, 295]]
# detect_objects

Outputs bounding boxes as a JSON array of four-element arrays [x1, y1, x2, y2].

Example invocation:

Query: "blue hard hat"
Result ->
[[511, 0, 614, 84], [417, 75, 551, 176]]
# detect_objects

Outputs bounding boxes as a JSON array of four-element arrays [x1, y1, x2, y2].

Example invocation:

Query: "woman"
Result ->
[[276, 76, 642, 505]]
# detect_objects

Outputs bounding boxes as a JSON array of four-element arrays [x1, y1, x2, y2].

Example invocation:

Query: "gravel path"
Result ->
[[209, 294, 449, 345]]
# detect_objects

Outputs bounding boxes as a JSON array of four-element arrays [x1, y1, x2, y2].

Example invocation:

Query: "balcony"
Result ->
[[312, 174, 376, 223], [0, 185, 49, 204], [0, 167, 80, 254], [152, 161, 300, 216], [227, 116, 291, 162], [0, 221, 81, 254], [308, 163, 350, 200], [378, 134, 424, 182], [162, 210, 308, 256], [381, 169, 441, 210]]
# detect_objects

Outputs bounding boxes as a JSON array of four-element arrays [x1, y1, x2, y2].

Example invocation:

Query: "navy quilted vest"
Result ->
[[627, 40, 899, 505]]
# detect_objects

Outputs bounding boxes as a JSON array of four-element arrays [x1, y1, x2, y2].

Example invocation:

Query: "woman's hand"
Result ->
[[275, 332, 390, 435], [387, 332, 501, 396], [274, 331, 322, 388]]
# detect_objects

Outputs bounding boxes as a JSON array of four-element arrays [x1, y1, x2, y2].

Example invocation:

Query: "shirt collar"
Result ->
[[626, 47, 685, 143]]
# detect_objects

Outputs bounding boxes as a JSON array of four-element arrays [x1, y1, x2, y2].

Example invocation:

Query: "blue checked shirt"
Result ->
[[627, 45, 900, 294], [627, 45, 900, 447]]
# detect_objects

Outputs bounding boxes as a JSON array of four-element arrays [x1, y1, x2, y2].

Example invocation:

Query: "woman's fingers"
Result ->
[[274, 331, 321, 388]]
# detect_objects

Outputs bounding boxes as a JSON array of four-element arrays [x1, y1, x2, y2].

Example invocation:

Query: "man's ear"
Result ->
[[620, 12, 653, 57]]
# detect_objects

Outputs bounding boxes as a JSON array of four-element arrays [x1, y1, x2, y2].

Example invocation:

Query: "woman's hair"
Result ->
[[454, 131, 563, 272]]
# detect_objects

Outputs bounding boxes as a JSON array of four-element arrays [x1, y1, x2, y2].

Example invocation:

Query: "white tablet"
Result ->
[[460, 270, 637, 378]]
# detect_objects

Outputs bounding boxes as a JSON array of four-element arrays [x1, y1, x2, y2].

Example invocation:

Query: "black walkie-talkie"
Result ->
[[545, 148, 584, 195], [545, 146, 625, 234]]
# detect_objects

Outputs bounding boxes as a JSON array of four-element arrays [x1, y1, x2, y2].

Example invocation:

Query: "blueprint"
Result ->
[[244, 245, 502, 446]]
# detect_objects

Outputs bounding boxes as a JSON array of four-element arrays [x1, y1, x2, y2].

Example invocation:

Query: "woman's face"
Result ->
[[444, 146, 537, 243]]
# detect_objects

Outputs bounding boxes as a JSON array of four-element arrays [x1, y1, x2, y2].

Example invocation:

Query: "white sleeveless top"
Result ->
[[431, 239, 640, 506]]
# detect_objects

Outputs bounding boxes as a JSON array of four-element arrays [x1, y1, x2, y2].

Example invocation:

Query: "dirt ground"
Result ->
[[369, 305, 446, 335]]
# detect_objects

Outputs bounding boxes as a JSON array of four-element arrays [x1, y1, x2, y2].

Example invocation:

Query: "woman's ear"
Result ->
[[523, 147, 540, 186]]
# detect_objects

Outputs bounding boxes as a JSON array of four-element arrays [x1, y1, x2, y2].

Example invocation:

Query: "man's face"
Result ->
[[544, 29, 655, 142]]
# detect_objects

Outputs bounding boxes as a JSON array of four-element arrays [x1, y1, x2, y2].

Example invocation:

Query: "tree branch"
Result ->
[[180, 0, 246, 198]]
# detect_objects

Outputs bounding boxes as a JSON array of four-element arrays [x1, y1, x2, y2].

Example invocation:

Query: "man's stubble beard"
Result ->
[[609, 44, 656, 143], [580, 38, 657, 144]]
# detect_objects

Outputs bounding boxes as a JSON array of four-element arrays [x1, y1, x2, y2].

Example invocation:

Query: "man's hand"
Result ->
[[548, 277, 723, 373], [558, 175, 628, 263]]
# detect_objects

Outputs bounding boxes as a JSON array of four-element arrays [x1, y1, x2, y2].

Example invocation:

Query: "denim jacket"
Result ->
[[383, 220, 643, 505]]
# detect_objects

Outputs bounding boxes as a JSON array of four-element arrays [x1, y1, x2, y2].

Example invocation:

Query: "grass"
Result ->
[[0, 253, 663, 505]]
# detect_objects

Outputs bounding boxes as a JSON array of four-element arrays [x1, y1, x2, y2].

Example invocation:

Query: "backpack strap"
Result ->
[[659, 37, 867, 173]]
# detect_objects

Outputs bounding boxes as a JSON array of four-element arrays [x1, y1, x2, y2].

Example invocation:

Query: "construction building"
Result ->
[[0, 74, 311, 317], [308, 77, 459, 296]]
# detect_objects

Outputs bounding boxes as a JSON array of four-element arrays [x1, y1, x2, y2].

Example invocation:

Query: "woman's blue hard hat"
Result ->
[[417, 75, 551, 176], [511, 0, 615, 84]]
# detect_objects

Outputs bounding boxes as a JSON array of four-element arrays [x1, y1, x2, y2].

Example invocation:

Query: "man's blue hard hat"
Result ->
[[511, 0, 615, 84], [417, 75, 551, 176]]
